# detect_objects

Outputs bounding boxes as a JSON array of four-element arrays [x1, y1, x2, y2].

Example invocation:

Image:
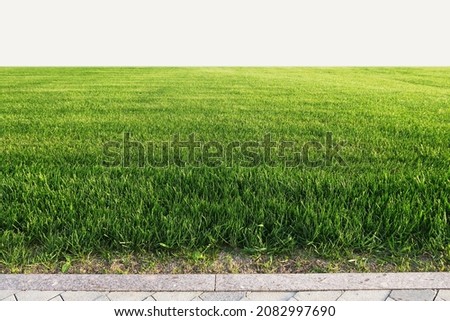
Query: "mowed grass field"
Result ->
[[1, 68, 449, 272]]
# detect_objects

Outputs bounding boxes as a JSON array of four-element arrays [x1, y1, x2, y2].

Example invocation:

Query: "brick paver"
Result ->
[[244, 292, 296, 301], [107, 292, 154, 301], [152, 292, 203, 301], [61, 291, 107, 301], [15, 291, 61, 301], [338, 290, 390, 301], [389, 289, 437, 301], [200, 292, 246, 301], [294, 291, 343, 301], [93, 294, 110, 301], [0, 291, 16, 300], [435, 290, 450, 301]]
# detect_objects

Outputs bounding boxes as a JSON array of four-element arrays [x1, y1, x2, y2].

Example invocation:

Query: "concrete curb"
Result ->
[[1, 273, 449, 292], [216, 273, 450, 291], [0, 275, 215, 292]]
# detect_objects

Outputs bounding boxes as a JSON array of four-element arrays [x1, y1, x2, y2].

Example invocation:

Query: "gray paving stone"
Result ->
[[191, 296, 203, 301], [49, 295, 63, 301], [200, 292, 245, 301], [385, 297, 395, 301], [389, 289, 437, 301], [294, 291, 343, 301], [288, 297, 298, 301], [152, 292, 203, 301], [61, 291, 107, 301], [435, 290, 450, 301], [143, 296, 156, 301], [245, 292, 296, 301], [15, 291, 61, 301], [1, 295, 17, 301], [94, 294, 110, 301], [338, 290, 390, 301], [0, 291, 16, 300], [107, 292, 154, 301]]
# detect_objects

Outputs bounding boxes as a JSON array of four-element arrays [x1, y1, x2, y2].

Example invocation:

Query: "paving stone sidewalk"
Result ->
[[1, 273, 449, 301], [2, 289, 449, 301]]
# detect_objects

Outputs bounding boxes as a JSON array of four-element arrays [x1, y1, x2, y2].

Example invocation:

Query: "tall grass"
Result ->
[[1, 67, 449, 269]]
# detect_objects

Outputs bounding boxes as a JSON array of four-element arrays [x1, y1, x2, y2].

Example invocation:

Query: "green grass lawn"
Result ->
[[1, 67, 449, 273]]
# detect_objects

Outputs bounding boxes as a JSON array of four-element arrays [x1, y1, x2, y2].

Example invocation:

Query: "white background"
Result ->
[[0, 0, 449, 65]]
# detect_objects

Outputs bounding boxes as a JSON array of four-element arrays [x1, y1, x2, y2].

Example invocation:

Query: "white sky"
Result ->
[[0, 0, 449, 66]]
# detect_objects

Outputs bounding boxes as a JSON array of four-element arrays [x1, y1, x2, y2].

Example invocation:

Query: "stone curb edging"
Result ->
[[1, 273, 449, 292], [216, 273, 450, 291]]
